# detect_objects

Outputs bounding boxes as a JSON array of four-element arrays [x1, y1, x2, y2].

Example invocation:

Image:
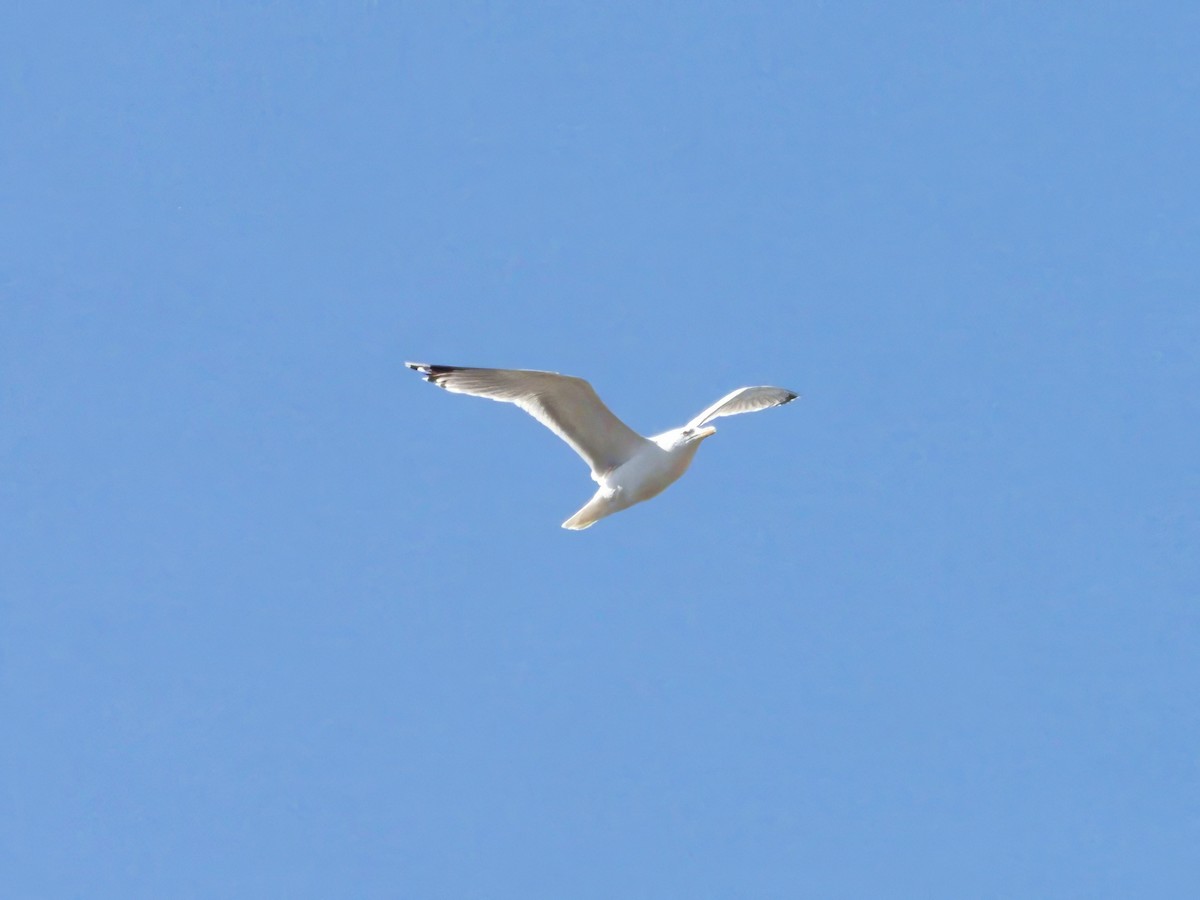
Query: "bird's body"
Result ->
[[406, 363, 797, 529], [564, 427, 709, 529]]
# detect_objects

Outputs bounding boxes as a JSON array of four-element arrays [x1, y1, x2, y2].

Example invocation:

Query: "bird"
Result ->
[[406, 362, 798, 530]]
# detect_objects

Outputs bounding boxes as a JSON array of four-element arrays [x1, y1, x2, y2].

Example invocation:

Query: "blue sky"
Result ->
[[3, 3, 1198, 897]]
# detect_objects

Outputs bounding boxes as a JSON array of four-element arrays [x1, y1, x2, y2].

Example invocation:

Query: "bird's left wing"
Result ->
[[406, 362, 652, 474], [685, 386, 799, 429]]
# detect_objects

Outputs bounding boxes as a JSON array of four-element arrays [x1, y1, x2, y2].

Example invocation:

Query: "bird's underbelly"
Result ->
[[603, 449, 697, 506]]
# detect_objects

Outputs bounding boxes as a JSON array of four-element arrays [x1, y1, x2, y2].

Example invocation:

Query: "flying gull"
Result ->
[[406, 362, 798, 530]]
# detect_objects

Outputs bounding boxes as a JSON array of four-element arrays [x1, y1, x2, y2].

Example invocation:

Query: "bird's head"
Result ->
[[652, 425, 717, 451], [678, 425, 717, 446]]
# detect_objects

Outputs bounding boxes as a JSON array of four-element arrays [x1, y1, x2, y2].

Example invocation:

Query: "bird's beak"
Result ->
[[697, 426, 717, 440]]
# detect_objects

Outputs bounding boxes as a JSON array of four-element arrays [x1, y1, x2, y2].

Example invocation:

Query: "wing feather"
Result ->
[[406, 363, 651, 474], [686, 386, 798, 429]]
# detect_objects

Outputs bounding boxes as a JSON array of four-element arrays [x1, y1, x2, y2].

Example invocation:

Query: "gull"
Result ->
[[406, 362, 799, 530]]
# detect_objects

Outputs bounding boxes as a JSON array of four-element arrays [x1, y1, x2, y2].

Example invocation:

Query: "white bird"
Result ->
[[406, 362, 798, 530]]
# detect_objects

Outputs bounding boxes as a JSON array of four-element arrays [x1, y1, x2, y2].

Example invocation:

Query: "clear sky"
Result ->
[[3, 3, 1198, 897]]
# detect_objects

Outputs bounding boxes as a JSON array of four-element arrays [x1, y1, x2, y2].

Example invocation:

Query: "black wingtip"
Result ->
[[405, 361, 460, 387], [404, 361, 433, 382]]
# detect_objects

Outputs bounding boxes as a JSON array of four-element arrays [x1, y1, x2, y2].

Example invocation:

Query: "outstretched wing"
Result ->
[[406, 363, 652, 474], [686, 386, 799, 429]]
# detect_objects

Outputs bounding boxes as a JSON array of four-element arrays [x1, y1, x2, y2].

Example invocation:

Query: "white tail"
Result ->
[[561, 492, 615, 530]]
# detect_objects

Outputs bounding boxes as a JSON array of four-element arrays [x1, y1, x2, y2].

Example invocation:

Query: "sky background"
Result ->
[[3, 3, 1199, 897]]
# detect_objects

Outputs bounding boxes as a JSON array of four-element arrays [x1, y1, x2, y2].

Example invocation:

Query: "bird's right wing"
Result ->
[[406, 363, 652, 474], [685, 386, 799, 429]]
